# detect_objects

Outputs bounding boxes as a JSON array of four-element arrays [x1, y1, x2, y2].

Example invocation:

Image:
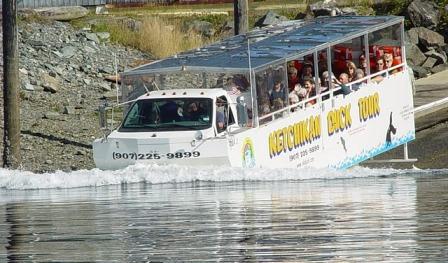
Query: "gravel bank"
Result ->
[[1, 21, 151, 172]]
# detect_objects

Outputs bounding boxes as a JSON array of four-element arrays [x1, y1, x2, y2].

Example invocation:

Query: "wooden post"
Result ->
[[2, 0, 21, 168], [233, 0, 249, 35]]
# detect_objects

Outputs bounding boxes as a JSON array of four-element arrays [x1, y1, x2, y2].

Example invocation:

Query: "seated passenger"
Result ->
[[358, 54, 368, 75], [185, 101, 204, 121], [372, 57, 386, 83], [335, 73, 351, 96], [270, 80, 287, 110], [288, 92, 300, 112], [287, 67, 300, 92], [216, 110, 225, 133], [338, 73, 349, 85], [302, 78, 316, 106], [160, 101, 181, 123], [383, 53, 399, 74], [345, 61, 357, 82], [225, 77, 242, 98], [301, 63, 314, 80], [352, 69, 366, 91]]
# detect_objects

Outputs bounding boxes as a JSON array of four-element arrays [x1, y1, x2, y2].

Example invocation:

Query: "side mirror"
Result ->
[[98, 102, 109, 129], [236, 96, 249, 127]]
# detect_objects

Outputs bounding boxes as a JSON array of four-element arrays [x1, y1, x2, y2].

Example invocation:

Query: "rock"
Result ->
[[430, 64, 448, 74], [405, 43, 427, 66], [309, 0, 341, 17], [19, 68, 29, 75], [424, 49, 447, 65], [24, 83, 35, 91], [421, 57, 437, 69], [83, 78, 92, 85], [60, 46, 76, 58], [96, 32, 110, 41], [412, 27, 445, 49], [407, 0, 440, 29], [412, 65, 429, 78], [184, 20, 215, 38], [43, 112, 62, 120], [340, 7, 358, 16], [405, 29, 419, 45], [95, 6, 109, 15], [41, 73, 60, 93], [99, 82, 112, 92], [63, 106, 76, 115], [34, 6, 89, 21], [85, 33, 100, 44], [254, 11, 289, 27]]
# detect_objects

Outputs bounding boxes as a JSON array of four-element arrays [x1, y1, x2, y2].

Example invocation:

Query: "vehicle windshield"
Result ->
[[120, 98, 213, 132]]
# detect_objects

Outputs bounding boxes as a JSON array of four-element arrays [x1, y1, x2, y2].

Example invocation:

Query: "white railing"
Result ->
[[257, 62, 406, 124]]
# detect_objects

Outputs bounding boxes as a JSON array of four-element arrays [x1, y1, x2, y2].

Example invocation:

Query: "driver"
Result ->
[[186, 101, 204, 121]]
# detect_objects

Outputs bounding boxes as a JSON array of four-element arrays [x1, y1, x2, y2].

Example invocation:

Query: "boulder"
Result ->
[[405, 29, 419, 45], [412, 65, 429, 78], [424, 49, 447, 65], [430, 64, 448, 74], [34, 6, 89, 21], [85, 33, 100, 44], [254, 11, 289, 27], [405, 43, 426, 66], [412, 27, 445, 50], [309, 0, 341, 17], [406, 0, 440, 29], [421, 57, 438, 69]]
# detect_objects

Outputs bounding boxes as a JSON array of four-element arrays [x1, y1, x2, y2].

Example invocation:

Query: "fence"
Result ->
[[0, 0, 176, 9]]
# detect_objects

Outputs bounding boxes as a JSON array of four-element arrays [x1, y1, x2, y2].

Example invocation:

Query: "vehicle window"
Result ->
[[120, 98, 213, 132]]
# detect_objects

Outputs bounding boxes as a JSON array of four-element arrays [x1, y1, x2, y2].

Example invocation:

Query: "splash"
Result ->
[[0, 163, 443, 190]]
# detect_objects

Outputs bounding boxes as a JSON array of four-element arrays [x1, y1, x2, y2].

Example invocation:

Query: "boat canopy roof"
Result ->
[[123, 16, 403, 76]]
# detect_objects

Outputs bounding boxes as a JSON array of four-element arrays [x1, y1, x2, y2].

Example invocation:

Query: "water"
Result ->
[[0, 165, 447, 262]]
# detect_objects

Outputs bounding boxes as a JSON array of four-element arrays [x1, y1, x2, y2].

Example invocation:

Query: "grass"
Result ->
[[68, 0, 447, 59], [90, 16, 215, 59]]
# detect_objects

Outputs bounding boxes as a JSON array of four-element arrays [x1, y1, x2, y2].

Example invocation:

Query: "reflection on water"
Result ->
[[0, 171, 447, 262]]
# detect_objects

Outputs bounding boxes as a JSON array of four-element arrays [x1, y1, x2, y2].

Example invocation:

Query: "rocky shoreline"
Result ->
[[1, 21, 151, 172]]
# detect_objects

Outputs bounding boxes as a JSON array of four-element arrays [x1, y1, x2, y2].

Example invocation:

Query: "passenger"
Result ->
[[352, 69, 365, 91], [225, 77, 242, 100], [375, 57, 385, 72], [336, 73, 352, 96], [160, 100, 181, 123], [372, 57, 386, 83], [301, 63, 314, 80], [345, 61, 357, 82], [270, 80, 287, 110], [216, 110, 225, 133], [358, 54, 368, 75], [338, 73, 349, 85], [302, 77, 316, 106], [320, 71, 335, 100], [185, 101, 204, 121], [287, 67, 300, 92], [288, 92, 300, 112], [383, 53, 399, 74]]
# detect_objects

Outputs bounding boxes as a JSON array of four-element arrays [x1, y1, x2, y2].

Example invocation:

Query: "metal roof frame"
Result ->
[[122, 16, 404, 77]]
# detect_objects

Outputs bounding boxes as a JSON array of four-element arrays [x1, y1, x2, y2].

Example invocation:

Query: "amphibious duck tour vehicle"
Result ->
[[93, 16, 415, 170]]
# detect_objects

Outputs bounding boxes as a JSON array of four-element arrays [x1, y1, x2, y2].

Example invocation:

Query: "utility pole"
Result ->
[[234, 0, 248, 35], [2, 0, 21, 168]]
